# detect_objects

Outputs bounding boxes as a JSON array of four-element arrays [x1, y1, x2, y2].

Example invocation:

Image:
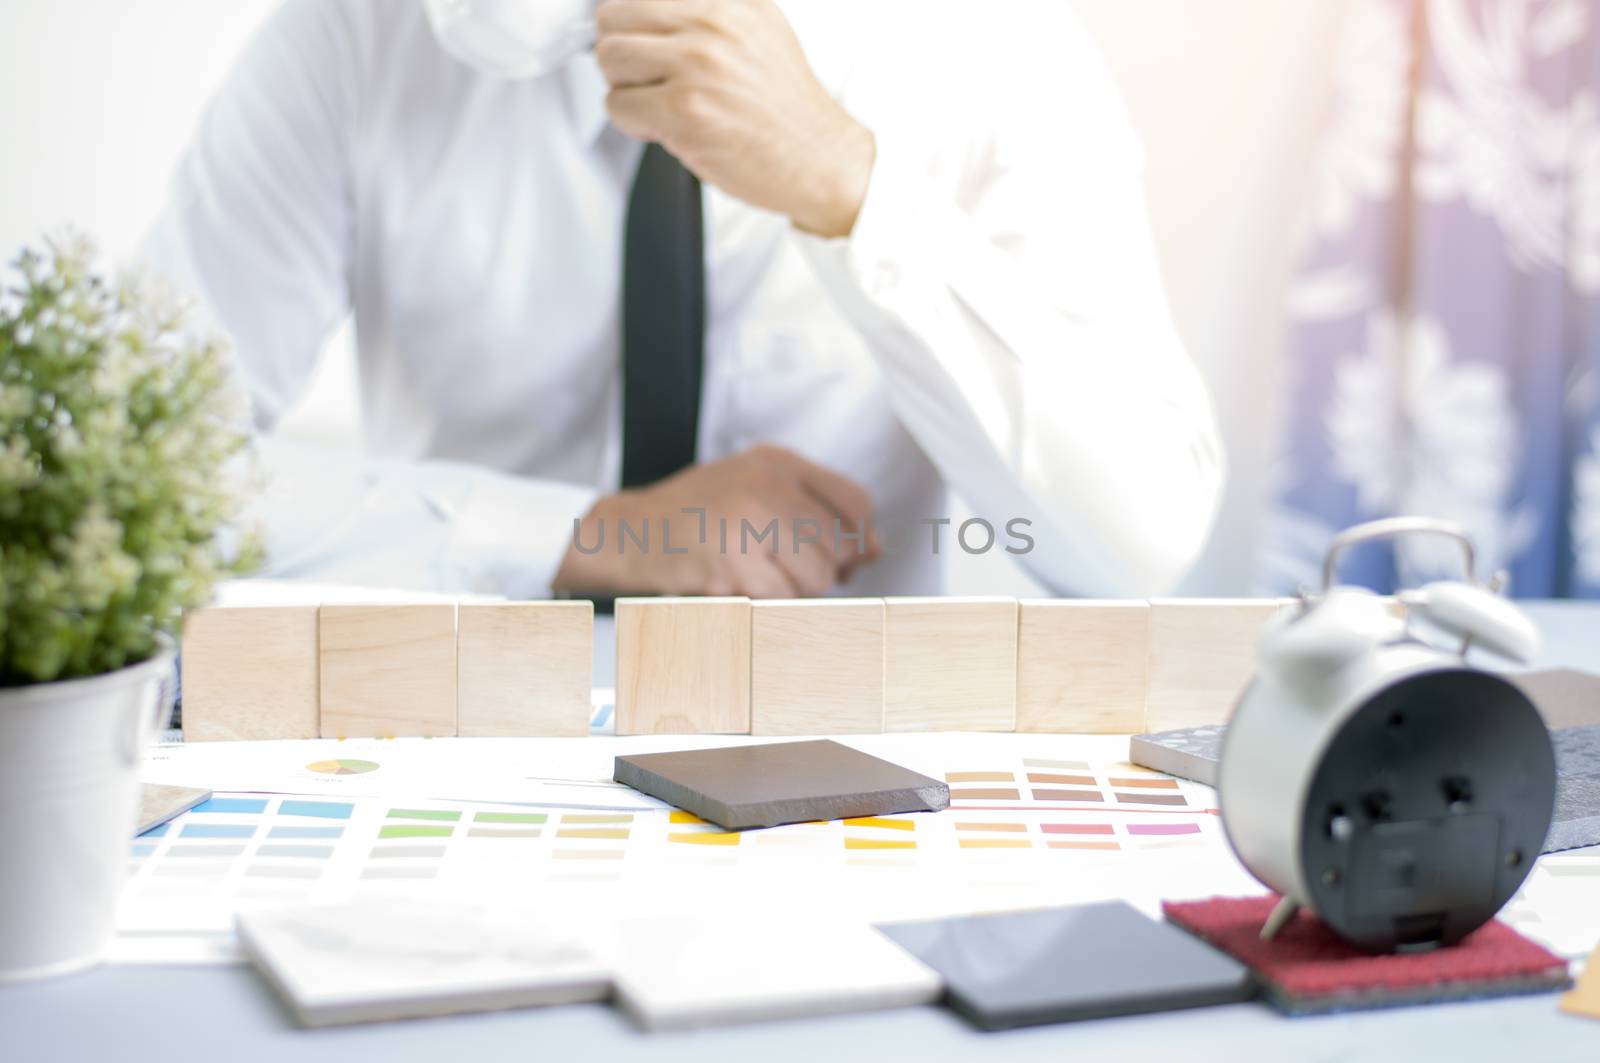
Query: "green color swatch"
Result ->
[[387, 808, 462, 822], [378, 825, 454, 839]]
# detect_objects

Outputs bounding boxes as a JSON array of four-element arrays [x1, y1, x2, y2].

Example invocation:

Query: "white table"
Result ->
[[7, 602, 1600, 1062]]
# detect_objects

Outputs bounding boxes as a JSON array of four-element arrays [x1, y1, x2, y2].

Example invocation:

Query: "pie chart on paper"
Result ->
[[306, 758, 380, 776]]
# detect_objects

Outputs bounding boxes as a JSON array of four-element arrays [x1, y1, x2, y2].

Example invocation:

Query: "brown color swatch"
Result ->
[[1032, 789, 1104, 803], [956, 822, 1028, 833], [1027, 773, 1096, 786], [949, 788, 1022, 801], [1116, 792, 1188, 806]]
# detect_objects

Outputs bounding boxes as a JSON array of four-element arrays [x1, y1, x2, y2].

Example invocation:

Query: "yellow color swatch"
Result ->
[[669, 811, 707, 825], [668, 832, 741, 846], [556, 828, 630, 840], [844, 836, 916, 851], [959, 837, 1032, 850], [843, 817, 915, 831]]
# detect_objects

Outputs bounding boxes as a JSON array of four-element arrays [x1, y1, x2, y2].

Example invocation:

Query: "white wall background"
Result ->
[[0, 0, 1345, 596]]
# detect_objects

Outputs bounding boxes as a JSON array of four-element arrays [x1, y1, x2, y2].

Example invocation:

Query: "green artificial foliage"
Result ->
[[0, 234, 257, 685]]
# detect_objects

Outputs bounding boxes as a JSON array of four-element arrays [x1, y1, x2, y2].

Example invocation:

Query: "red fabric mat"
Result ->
[[1163, 895, 1570, 1014]]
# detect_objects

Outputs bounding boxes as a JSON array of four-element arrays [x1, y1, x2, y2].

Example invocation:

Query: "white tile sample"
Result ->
[[612, 917, 940, 1030], [236, 897, 609, 1026]]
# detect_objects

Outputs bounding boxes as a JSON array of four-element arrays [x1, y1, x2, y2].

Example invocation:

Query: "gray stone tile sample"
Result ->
[[612, 740, 949, 830], [1129, 724, 1224, 786], [879, 901, 1255, 1030], [1549, 726, 1600, 852]]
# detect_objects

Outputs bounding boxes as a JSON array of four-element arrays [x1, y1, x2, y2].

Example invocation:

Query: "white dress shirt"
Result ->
[[145, 0, 1225, 598]]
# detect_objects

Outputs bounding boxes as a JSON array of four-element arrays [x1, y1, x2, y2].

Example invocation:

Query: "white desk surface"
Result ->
[[7, 601, 1600, 1062]]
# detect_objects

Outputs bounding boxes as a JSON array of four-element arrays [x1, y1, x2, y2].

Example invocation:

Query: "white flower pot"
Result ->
[[0, 641, 174, 982]]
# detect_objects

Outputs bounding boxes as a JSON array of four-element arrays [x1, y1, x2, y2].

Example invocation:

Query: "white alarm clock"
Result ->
[[1218, 517, 1556, 952]]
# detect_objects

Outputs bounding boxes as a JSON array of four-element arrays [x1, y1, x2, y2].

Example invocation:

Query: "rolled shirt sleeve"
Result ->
[[793, 10, 1225, 596]]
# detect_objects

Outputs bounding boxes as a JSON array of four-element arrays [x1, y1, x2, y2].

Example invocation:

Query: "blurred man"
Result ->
[[147, 0, 1224, 598]]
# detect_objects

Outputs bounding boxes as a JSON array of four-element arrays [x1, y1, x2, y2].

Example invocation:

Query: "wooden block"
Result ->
[[883, 597, 1017, 732], [615, 597, 751, 735], [456, 601, 593, 737], [319, 604, 458, 738], [1015, 600, 1149, 733], [1144, 598, 1294, 732], [180, 606, 320, 741], [751, 600, 885, 735]]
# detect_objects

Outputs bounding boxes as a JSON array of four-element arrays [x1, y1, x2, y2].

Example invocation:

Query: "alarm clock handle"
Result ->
[[1321, 517, 1478, 591]]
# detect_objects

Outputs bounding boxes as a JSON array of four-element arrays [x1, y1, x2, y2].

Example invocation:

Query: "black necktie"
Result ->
[[620, 143, 705, 488]]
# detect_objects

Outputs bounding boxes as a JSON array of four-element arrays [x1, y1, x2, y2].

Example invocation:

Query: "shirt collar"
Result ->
[[563, 49, 611, 146]]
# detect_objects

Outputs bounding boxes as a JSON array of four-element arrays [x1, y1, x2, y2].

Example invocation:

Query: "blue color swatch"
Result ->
[[180, 823, 257, 839], [268, 826, 344, 839], [191, 797, 269, 815], [278, 800, 354, 820]]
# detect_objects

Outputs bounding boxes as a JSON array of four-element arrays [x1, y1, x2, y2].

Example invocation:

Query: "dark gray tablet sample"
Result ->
[[613, 740, 949, 830], [879, 900, 1255, 1030]]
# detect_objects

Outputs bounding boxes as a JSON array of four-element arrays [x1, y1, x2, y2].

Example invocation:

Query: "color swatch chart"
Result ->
[[944, 756, 1199, 811], [117, 751, 1232, 961], [124, 766, 1214, 902], [116, 804, 1597, 965]]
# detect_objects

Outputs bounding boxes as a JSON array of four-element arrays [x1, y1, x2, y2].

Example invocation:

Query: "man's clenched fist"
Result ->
[[595, 0, 876, 238]]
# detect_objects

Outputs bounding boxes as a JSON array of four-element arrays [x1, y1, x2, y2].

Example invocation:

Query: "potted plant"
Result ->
[[0, 235, 253, 981]]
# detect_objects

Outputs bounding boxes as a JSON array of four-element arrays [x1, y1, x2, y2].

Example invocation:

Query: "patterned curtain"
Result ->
[[1262, 0, 1600, 595]]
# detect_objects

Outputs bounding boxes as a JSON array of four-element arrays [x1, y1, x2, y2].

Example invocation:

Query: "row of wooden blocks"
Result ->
[[627, 596, 1289, 736], [182, 602, 595, 741], [180, 596, 1292, 741]]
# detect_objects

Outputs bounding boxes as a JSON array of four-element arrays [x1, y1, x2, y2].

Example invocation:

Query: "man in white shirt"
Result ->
[[147, 0, 1225, 600]]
